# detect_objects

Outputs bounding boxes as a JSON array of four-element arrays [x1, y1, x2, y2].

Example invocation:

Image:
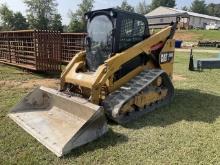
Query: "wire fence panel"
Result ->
[[0, 30, 61, 72], [61, 33, 86, 63], [0, 30, 86, 72]]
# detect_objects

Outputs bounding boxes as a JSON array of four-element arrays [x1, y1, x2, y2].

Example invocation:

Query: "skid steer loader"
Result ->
[[9, 8, 176, 157]]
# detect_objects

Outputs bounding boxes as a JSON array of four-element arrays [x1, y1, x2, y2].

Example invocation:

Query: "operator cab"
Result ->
[[85, 8, 150, 71]]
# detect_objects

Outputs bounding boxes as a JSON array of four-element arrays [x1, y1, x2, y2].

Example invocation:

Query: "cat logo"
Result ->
[[160, 52, 174, 64]]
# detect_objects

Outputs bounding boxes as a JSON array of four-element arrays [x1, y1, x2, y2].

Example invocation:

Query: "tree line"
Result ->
[[183, 0, 220, 17], [0, 0, 63, 31], [0, 0, 219, 32]]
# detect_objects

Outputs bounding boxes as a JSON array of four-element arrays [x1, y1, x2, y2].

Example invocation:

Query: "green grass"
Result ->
[[192, 47, 220, 50], [192, 30, 220, 41], [0, 52, 220, 165], [175, 30, 220, 41]]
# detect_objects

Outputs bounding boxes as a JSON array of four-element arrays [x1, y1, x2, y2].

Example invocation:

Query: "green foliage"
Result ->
[[182, 6, 189, 11], [116, 0, 134, 12], [50, 14, 63, 32], [24, 0, 58, 30], [151, 0, 176, 10], [190, 0, 207, 14], [0, 4, 29, 31], [0, 0, 64, 31], [135, 0, 150, 15], [0, 4, 14, 30], [68, 0, 94, 32], [68, 18, 84, 33], [12, 12, 29, 30], [190, 1, 220, 17], [62, 25, 68, 32], [207, 3, 220, 17]]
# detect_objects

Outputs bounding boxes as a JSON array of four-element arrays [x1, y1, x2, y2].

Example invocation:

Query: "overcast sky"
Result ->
[[0, 0, 219, 25]]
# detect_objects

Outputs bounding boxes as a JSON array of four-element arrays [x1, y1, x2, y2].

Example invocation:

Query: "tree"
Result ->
[[50, 14, 63, 32], [0, 4, 14, 30], [190, 0, 207, 14], [207, 3, 220, 17], [136, 0, 150, 15], [68, 0, 94, 32], [68, 18, 83, 32], [24, 0, 58, 30], [151, 0, 176, 10], [182, 6, 189, 11], [0, 4, 29, 31], [62, 25, 68, 32], [116, 0, 135, 12], [12, 12, 29, 30]]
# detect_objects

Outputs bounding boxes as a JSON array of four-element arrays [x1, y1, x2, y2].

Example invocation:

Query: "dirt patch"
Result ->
[[20, 79, 59, 89], [173, 74, 187, 81], [174, 32, 199, 41], [0, 78, 59, 89], [0, 80, 21, 88]]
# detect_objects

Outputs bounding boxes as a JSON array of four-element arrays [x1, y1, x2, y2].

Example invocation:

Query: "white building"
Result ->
[[146, 6, 220, 29]]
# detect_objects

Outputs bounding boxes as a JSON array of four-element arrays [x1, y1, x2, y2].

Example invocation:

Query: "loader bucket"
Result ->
[[8, 86, 108, 157]]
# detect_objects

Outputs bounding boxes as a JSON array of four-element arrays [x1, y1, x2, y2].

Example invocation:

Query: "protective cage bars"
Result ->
[[0, 30, 86, 72]]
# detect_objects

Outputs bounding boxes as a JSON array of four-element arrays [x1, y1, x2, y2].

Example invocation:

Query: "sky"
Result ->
[[0, 0, 219, 25]]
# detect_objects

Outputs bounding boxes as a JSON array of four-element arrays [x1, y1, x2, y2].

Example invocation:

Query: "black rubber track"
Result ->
[[102, 69, 174, 124]]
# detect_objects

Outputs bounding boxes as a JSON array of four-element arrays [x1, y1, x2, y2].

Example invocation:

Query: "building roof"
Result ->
[[145, 6, 220, 21]]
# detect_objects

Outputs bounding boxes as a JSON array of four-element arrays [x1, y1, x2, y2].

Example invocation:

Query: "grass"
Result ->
[[192, 30, 220, 41], [192, 47, 220, 50], [175, 30, 220, 41], [0, 51, 220, 164]]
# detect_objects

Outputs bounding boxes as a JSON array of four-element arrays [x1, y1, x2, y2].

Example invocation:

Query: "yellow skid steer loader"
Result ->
[[9, 8, 176, 157]]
